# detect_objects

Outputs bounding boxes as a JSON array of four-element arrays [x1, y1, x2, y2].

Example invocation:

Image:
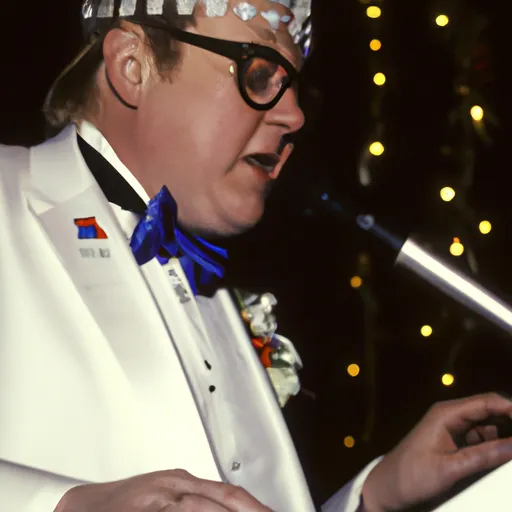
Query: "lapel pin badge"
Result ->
[[74, 217, 108, 239], [75, 217, 111, 259]]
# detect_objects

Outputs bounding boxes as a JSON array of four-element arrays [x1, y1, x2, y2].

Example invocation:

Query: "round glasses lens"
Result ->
[[243, 57, 289, 105]]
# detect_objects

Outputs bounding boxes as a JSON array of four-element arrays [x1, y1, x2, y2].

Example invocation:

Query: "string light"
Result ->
[[344, 436, 356, 448], [440, 187, 455, 202], [435, 14, 449, 26], [420, 325, 433, 337], [449, 237, 464, 256], [366, 6, 381, 18], [369, 39, 382, 51], [350, 276, 363, 288], [373, 72, 386, 86], [479, 220, 492, 234], [470, 105, 484, 121], [442, 373, 455, 386], [369, 141, 384, 156], [359, 0, 386, 188], [347, 364, 360, 377]]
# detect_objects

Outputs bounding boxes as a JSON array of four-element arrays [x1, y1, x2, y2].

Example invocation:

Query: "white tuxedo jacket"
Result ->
[[0, 124, 379, 511]]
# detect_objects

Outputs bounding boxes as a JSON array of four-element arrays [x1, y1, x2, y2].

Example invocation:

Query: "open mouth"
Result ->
[[244, 153, 281, 174]]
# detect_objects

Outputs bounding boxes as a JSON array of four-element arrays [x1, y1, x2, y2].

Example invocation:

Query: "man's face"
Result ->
[[134, 0, 305, 236]]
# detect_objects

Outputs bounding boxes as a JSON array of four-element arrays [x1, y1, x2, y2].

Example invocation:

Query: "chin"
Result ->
[[187, 207, 263, 239], [220, 203, 265, 237], [224, 214, 263, 237]]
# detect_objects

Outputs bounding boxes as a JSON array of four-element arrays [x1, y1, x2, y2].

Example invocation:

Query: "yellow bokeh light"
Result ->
[[470, 105, 484, 121], [435, 14, 449, 26], [350, 276, 363, 288], [347, 364, 360, 377], [369, 141, 384, 156], [369, 39, 382, 51], [449, 239, 464, 256], [442, 373, 455, 386], [373, 72, 386, 86], [366, 6, 381, 18], [440, 187, 455, 202], [421, 325, 433, 337], [344, 436, 356, 448], [479, 220, 492, 234]]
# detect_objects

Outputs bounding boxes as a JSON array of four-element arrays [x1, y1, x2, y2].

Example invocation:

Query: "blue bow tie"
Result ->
[[130, 186, 228, 295]]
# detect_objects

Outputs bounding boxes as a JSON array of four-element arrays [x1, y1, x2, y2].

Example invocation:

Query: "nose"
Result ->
[[264, 88, 305, 134]]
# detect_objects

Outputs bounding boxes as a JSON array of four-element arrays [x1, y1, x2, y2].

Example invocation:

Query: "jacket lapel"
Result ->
[[23, 125, 220, 482]]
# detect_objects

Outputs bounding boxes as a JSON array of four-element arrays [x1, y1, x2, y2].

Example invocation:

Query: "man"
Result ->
[[1, 0, 512, 510]]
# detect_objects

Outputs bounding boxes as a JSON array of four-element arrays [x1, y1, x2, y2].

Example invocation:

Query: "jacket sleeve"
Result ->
[[0, 147, 79, 510], [0, 459, 84, 511], [322, 457, 383, 512]]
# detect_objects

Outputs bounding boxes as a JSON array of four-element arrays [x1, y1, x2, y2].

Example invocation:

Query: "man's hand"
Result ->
[[55, 469, 271, 512], [362, 393, 512, 511]]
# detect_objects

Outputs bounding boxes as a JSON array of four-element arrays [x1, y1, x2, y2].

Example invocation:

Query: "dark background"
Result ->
[[2, 0, 512, 507]]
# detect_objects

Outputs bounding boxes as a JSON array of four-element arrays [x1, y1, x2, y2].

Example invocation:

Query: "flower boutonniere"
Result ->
[[234, 290, 303, 407]]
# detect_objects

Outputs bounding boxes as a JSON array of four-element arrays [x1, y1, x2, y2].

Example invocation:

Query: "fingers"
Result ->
[[465, 425, 499, 445], [160, 494, 233, 511], [445, 437, 512, 483], [431, 393, 512, 434], [156, 470, 271, 512]]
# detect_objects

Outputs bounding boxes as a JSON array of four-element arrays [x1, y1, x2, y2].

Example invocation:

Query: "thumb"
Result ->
[[445, 438, 512, 483]]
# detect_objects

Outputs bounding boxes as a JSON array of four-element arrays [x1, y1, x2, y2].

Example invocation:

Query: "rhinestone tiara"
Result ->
[[82, 0, 312, 57]]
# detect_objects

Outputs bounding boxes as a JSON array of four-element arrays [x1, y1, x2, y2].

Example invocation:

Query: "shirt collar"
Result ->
[[77, 120, 151, 205]]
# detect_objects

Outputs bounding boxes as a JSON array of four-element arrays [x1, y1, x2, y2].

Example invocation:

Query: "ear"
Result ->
[[102, 22, 152, 109]]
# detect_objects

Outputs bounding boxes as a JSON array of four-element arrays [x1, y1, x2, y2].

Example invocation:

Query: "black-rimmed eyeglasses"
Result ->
[[138, 21, 299, 111]]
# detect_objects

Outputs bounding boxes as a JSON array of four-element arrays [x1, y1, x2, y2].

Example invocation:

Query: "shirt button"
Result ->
[[231, 461, 241, 471]]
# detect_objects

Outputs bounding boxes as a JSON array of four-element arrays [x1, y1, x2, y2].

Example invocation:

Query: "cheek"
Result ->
[[140, 81, 263, 178], [189, 79, 264, 166], [135, 75, 268, 234]]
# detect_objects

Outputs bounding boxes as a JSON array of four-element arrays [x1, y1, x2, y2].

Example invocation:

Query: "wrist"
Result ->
[[361, 479, 382, 512], [360, 459, 393, 512]]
